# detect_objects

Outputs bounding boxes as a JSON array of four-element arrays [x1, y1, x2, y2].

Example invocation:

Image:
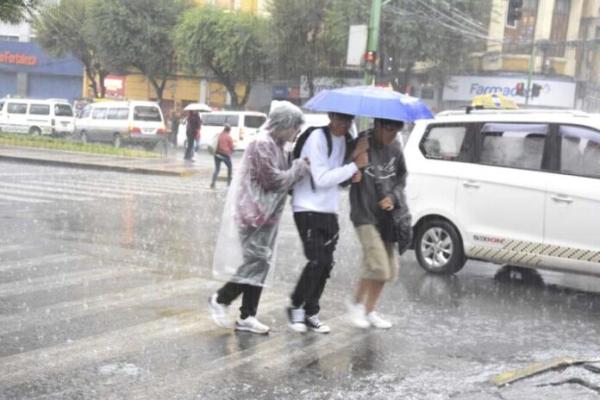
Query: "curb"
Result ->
[[0, 153, 201, 177]]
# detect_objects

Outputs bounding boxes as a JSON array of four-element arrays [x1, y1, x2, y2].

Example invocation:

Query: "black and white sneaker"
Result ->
[[305, 314, 331, 334], [286, 306, 307, 333]]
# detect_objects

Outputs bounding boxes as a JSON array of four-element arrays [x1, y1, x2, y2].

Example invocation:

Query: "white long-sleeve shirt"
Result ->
[[292, 128, 358, 214]]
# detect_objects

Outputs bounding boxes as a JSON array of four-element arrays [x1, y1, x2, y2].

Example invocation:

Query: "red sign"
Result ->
[[0, 51, 37, 66]]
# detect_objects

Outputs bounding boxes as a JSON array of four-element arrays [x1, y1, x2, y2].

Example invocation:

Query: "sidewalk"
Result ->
[[0, 145, 216, 177]]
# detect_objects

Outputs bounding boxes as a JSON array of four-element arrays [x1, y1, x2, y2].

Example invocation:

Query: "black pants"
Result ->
[[291, 212, 339, 316], [211, 153, 232, 186], [184, 132, 195, 160], [216, 283, 263, 320]]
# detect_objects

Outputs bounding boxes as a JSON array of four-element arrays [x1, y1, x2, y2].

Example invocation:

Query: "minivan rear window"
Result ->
[[54, 104, 73, 117], [133, 106, 161, 122], [245, 115, 266, 129], [30, 104, 50, 115]]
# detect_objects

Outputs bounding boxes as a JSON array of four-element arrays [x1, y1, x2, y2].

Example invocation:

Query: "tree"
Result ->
[[0, 0, 39, 24], [33, 0, 109, 99], [89, 0, 191, 105], [268, 0, 346, 97], [175, 7, 269, 107]]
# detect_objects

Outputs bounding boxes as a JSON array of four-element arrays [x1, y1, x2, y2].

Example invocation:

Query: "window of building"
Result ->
[[0, 35, 19, 42], [559, 125, 600, 178], [479, 123, 547, 171], [548, 0, 570, 57], [503, 0, 537, 55], [29, 104, 50, 115]]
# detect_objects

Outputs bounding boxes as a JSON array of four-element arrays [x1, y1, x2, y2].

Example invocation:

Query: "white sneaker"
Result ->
[[367, 312, 392, 329], [286, 306, 307, 333], [346, 301, 370, 329], [235, 316, 270, 334], [305, 314, 331, 334], [208, 294, 232, 328]]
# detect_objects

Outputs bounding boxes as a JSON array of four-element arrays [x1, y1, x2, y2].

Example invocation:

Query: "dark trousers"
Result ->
[[184, 132, 195, 160], [291, 212, 339, 316], [217, 283, 263, 320], [211, 153, 232, 186]]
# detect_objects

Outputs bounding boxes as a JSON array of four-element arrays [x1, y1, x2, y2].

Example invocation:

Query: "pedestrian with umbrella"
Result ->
[[303, 85, 433, 329]]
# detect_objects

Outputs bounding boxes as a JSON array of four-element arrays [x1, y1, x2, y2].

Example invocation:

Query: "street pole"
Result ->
[[525, 42, 536, 106], [364, 0, 383, 86]]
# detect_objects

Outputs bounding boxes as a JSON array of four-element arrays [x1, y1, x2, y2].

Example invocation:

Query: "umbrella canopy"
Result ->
[[303, 85, 433, 122], [184, 102, 212, 112], [471, 93, 518, 109]]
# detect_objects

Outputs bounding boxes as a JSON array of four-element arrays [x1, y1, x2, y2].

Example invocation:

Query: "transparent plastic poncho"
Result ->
[[212, 131, 309, 287]]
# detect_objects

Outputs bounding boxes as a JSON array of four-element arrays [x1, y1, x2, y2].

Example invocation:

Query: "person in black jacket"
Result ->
[[184, 111, 201, 161], [347, 118, 407, 329]]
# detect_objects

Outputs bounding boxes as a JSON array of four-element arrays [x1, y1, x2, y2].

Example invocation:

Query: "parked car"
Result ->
[[0, 98, 75, 136], [405, 108, 600, 277], [75, 100, 167, 149], [177, 111, 267, 151]]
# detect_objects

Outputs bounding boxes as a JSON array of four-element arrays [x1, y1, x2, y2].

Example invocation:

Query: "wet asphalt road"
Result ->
[[1, 158, 600, 399]]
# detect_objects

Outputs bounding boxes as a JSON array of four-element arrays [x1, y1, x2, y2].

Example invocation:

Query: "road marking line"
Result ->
[[0, 193, 50, 203], [0, 253, 86, 273], [0, 277, 215, 335], [1, 181, 126, 199], [0, 244, 33, 256], [27, 180, 163, 197], [0, 266, 146, 297], [70, 178, 193, 195], [0, 295, 285, 386], [0, 185, 94, 202]]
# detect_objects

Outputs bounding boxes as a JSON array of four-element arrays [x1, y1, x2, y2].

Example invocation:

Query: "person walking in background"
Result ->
[[170, 110, 180, 146], [184, 110, 201, 162], [210, 124, 234, 189], [346, 118, 407, 330], [208, 102, 310, 334], [286, 112, 369, 334]]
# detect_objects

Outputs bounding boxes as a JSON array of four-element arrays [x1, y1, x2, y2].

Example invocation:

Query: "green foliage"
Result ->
[[268, 0, 347, 96], [175, 7, 269, 106], [0, 132, 160, 158], [0, 0, 39, 24], [33, 0, 109, 98], [89, 0, 192, 103]]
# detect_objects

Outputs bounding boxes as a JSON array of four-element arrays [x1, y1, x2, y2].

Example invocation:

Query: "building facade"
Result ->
[[444, 0, 600, 110], [0, 1, 83, 103]]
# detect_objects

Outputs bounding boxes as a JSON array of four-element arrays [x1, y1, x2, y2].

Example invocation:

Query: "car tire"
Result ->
[[113, 134, 122, 148], [415, 218, 466, 275], [29, 127, 41, 136]]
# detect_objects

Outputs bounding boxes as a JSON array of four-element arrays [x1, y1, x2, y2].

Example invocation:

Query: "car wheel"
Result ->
[[80, 131, 88, 144], [415, 219, 466, 275], [113, 134, 122, 148], [29, 127, 41, 136]]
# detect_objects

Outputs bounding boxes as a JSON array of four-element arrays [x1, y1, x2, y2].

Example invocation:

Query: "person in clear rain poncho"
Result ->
[[208, 101, 310, 334]]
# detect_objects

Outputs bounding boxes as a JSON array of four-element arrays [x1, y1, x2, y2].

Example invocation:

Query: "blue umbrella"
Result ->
[[303, 85, 433, 122]]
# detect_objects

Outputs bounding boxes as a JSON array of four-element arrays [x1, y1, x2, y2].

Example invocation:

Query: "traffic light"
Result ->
[[531, 83, 542, 98], [515, 82, 525, 96], [364, 51, 377, 72], [507, 0, 523, 26]]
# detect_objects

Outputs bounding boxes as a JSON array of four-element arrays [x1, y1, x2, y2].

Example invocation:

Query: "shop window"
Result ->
[[503, 0, 536, 55], [548, 0, 569, 57]]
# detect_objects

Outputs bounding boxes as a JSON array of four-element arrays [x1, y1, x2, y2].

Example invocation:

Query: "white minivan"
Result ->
[[76, 101, 167, 148], [0, 98, 75, 136], [178, 111, 267, 151], [405, 109, 600, 277]]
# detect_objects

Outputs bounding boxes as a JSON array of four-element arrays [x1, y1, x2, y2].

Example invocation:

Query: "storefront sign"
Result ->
[[104, 75, 125, 98], [0, 51, 37, 66], [444, 75, 576, 108]]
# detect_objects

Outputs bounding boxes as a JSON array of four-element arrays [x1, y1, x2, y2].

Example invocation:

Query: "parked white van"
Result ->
[[0, 98, 75, 136], [75, 101, 167, 148], [177, 111, 267, 151], [405, 109, 600, 277]]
